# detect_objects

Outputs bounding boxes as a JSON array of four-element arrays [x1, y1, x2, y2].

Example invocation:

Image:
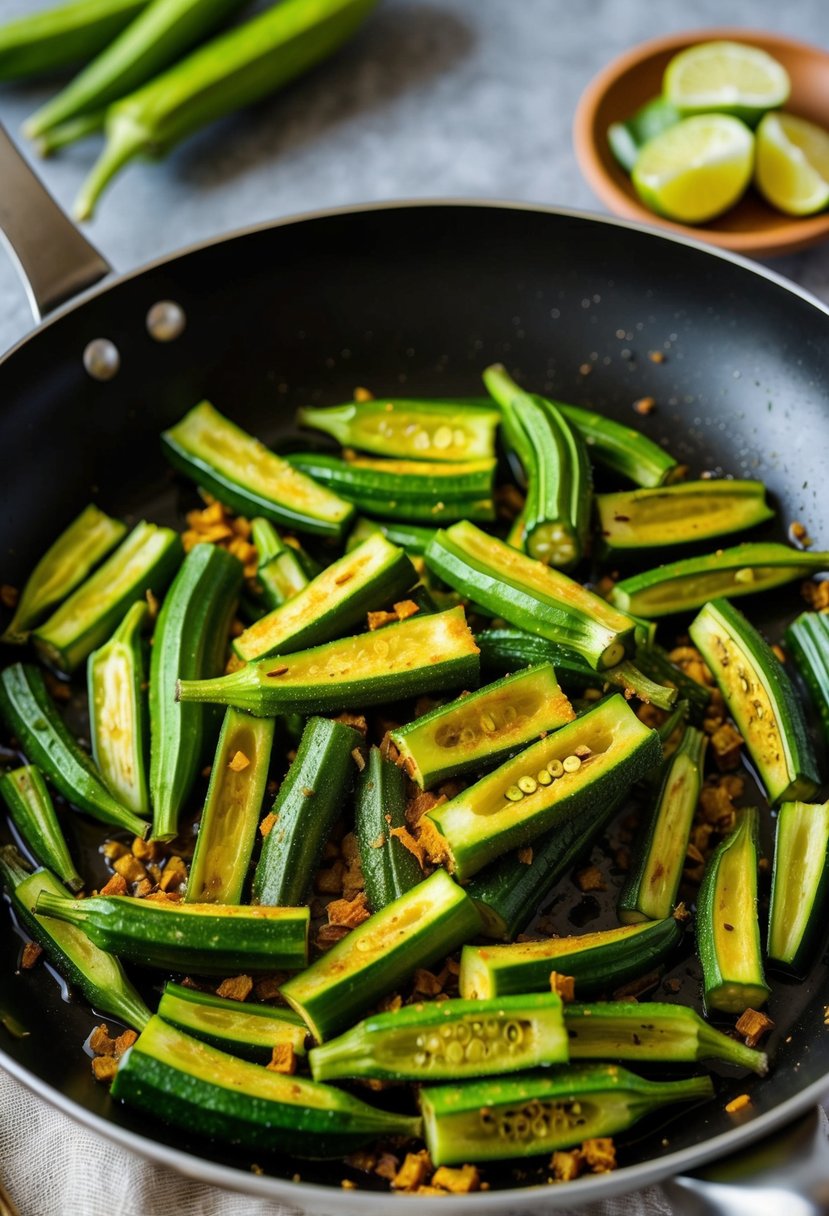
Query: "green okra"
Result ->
[[250, 518, 310, 611], [420, 1065, 713, 1164], [618, 726, 707, 924], [297, 397, 500, 462], [176, 606, 480, 717], [287, 451, 497, 523], [424, 694, 661, 881], [157, 980, 307, 1059], [309, 993, 568, 1083], [786, 610, 829, 744], [32, 521, 181, 674], [564, 1001, 768, 1073], [2, 504, 126, 645], [149, 543, 243, 842], [0, 846, 150, 1030], [26, 0, 251, 139], [346, 517, 436, 557], [354, 747, 423, 913], [75, 0, 380, 219], [280, 869, 481, 1042], [389, 664, 575, 789], [611, 542, 829, 618], [186, 708, 276, 904], [88, 601, 150, 820], [595, 480, 773, 556], [556, 400, 682, 487], [252, 716, 362, 907], [426, 521, 636, 670], [768, 799, 829, 975], [696, 807, 770, 1014], [36, 890, 309, 974], [484, 365, 592, 570], [0, 0, 148, 82], [0, 766, 82, 893], [233, 531, 415, 662], [0, 663, 148, 839], [112, 1015, 420, 1155]]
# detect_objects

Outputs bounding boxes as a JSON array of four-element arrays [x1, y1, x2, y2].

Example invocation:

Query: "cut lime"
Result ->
[[755, 111, 829, 216], [632, 114, 754, 223], [664, 40, 790, 123], [608, 97, 681, 173]]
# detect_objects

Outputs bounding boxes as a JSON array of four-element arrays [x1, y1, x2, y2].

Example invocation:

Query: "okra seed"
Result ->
[[440, 1024, 453, 1039], [537, 768, 552, 785], [562, 755, 582, 773], [517, 776, 537, 794], [453, 428, 467, 446], [459, 726, 476, 745], [414, 1051, 427, 1066], [466, 1038, 485, 1062], [455, 1023, 471, 1045], [547, 759, 564, 777], [480, 712, 497, 733], [146, 300, 186, 342], [426, 1035, 442, 1054], [415, 1035, 426, 1049], [414, 430, 430, 450], [446, 1041, 465, 1064], [504, 1021, 523, 1045], [83, 338, 120, 381], [434, 425, 453, 449], [505, 785, 524, 801]]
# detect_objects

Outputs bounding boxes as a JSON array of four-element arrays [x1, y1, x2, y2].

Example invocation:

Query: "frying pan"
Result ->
[[0, 126, 828, 1215]]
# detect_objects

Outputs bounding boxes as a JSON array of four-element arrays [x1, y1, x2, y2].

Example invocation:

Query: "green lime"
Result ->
[[664, 40, 790, 123], [608, 97, 681, 173], [755, 111, 829, 216], [632, 114, 754, 223]]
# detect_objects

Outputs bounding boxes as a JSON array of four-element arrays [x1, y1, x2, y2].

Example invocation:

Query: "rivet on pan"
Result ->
[[83, 338, 120, 381], [146, 300, 186, 342]]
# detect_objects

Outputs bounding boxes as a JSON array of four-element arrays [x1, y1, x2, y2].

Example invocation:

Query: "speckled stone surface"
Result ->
[[1, 0, 829, 352]]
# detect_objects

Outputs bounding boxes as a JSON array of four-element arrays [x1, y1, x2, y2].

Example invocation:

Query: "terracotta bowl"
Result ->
[[573, 27, 829, 256]]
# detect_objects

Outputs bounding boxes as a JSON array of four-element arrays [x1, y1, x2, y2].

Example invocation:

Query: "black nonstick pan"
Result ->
[[0, 127, 828, 1214]]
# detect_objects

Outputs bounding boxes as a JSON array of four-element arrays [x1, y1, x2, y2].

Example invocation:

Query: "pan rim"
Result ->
[[1, 196, 827, 1205]]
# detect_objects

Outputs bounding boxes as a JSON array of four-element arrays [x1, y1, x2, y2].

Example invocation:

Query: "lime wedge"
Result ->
[[608, 97, 681, 173], [664, 40, 790, 123], [632, 114, 754, 223], [755, 111, 829, 216]]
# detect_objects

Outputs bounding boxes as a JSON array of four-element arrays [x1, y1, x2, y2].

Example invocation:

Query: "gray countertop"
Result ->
[[2, 0, 829, 352]]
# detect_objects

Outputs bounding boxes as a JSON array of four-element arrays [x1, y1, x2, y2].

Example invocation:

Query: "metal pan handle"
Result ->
[[665, 1106, 829, 1215], [0, 125, 110, 321]]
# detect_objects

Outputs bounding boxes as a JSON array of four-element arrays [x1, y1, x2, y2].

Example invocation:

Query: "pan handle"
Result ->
[[0, 126, 110, 321], [664, 1106, 829, 1215]]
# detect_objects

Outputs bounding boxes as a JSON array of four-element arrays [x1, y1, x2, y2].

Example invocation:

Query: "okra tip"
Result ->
[[73, 118, 144, 221]]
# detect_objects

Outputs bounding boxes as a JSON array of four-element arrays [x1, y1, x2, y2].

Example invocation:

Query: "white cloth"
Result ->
[[0, 1067, 678, 1216]]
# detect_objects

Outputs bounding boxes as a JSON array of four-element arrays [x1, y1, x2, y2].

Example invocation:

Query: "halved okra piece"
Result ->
[[422, 693, 661, 881], [768, 799, 829, 975], [460, 917, 684, 1000], [565, 1001, 768, 1073], [390, 664, 574, 789], [287, 451, 497, 523], [610, 542, 829, 618], [618, 726, 707, 924], [186, 708, 276, 904], [466, 790, 628, 941], [690, 597, 819, 806], [355, 747, 423, 912], [157, 980, 307, 1060], [426, 521, 637, 670], [1, 503, 126, 644], [252, 716, 362, 907], [88, 601, 150, 820], [0, 846, 150, 1029], [176, 606, 480, 717], [786, 610, 829, 743], [420, 1064, 713, 1165], [36, 890, 309, 974], [233, 531, 416, 662], [296, 397, 500, 461], [556, 400, 682, 487], [150, 543, 243, 841], [112, 1016, 421, 1156], [596, 480, 773, 556], [696, 807, 770, 1014], [32, 520, 181, 674], [475, 627, 677, 710], [309, 993, 568, 1083], [162, 401, 354, 539], [0, 765, 82, 892], [249, 517, 310, 611], [484, 365, 592, 570], [0, 663, 148, 839], [280, 869, 481, 1042]]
